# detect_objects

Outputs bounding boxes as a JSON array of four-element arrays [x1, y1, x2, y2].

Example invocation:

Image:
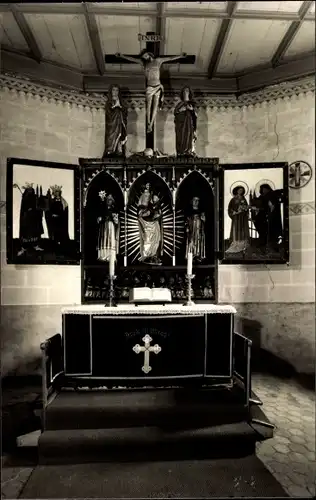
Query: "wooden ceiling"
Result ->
[[0, 1, 315, 94]]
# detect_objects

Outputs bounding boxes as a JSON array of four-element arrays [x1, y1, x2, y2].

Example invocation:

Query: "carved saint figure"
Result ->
[[45, 185, 69, 251], [103, 84, 127, 157], [174, 87, 197, 156], [226, 186, 250, 254], [116, 50, 187, 132], [250, 184, 283, 251], [16, 182, 44, 256], [96, 192, 120, 262], [186, 196, 206, 262], [203, 276, 214, 299], [137, 182, 163, 264]]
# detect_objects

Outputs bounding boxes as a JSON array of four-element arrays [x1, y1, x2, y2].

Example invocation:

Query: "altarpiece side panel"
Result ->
[[80, 157, 220, 303], [219, 162, 289, 265], [6, 158, 80, 265]]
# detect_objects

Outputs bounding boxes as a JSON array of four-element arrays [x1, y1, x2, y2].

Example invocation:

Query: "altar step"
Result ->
[[45, 387, 248, 431], [38, 422, 258, 465]]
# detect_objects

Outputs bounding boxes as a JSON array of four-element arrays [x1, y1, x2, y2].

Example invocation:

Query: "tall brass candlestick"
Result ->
[[183, 274, 195, 306], [105, 275, 117, 307]]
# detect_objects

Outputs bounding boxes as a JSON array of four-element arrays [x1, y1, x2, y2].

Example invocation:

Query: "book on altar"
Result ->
[[129, 287, 172, 304]]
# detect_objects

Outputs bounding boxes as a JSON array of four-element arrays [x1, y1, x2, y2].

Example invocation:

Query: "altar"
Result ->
[[62, 304, 236, 383]]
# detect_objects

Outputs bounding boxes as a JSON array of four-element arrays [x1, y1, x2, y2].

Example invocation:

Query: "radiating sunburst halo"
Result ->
[[119, 194, 184, 263]]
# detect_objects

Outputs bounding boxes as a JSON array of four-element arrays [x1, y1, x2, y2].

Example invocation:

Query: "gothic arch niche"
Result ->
[[84, 171, 124, 265], [176, 170, 215, 266], [124, 171, 179, 266]]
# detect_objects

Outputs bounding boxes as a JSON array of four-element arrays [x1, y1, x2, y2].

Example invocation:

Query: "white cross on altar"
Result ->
[[132, 334, 161, 374]]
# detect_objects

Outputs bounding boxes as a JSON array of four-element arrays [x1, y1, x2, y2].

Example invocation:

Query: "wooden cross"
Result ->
[[132, 334, 161, 374], [105, 32, 195, 151]]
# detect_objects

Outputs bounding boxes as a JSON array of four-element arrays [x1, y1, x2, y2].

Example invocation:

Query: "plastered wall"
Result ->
[[0, 83, 314, 376], [1, 87, 314, 305]]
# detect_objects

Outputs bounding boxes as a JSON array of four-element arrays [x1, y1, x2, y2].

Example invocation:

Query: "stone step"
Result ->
[[39, 422, 258, 465], [45, 387, 248, 430]]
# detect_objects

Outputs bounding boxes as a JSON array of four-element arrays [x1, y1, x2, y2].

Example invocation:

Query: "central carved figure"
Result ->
[[137, 182, 163, 265], [116, 50, 187, 133]]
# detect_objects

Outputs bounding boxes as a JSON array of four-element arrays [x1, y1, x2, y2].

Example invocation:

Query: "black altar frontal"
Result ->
[[62, 305, 235, 383]]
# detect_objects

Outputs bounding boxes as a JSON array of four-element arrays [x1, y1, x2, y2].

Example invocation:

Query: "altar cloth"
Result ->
[[62, 304, 236, 315]]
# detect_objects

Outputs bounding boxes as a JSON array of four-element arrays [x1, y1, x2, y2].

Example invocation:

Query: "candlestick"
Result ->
[[109, 252, 115, 277], [187, 251, 193, 276], [105, 275, 117, 307], [183, 274, 195, 306]]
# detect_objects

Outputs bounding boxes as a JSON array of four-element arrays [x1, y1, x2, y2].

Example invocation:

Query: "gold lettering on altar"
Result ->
[[132, 334, 161, 374]]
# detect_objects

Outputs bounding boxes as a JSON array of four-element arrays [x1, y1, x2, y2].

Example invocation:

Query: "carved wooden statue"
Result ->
[[96, 192, 120, 262], [116, 50, 187, 133], [137, 182, 163, 265], [186, 196, 206, 262], [103, 84, 127, 157], [174, 87, 197, 156]]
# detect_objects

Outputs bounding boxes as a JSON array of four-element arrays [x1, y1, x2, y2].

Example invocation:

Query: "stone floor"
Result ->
[[253, 374, 315, 498], [1, 373, 315, 498]]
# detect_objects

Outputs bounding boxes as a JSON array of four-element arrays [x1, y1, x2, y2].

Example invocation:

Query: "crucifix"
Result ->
[[105, 32, 195, 151], [132, 334, 161, 374]]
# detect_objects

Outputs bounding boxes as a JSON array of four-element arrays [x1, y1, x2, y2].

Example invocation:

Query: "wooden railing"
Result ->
[[40, 333, 64, 428]]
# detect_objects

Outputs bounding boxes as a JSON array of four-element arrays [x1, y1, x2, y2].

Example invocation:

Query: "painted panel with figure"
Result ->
[[6, 158, 80, 265], [220, 163, 289, 264]]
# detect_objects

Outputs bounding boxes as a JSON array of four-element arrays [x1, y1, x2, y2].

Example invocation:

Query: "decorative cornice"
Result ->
[[0, 73, 314, 111]]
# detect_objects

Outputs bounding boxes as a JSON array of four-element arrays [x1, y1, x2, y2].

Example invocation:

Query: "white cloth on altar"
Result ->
[[62, 304, 236, 315]]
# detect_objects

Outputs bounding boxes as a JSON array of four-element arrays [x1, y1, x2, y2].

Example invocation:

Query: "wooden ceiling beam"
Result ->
[[6, 3, 158, 16], [272, 0, 314, 67], [1, 47, 314, 96], [207, 2, 238, 79], [9, 5, 42, 63], [238, 52, 315, 92], [233, 10, 299, 21], [83, 74, 238, 93], [1, 49, 83, 90], [164, 9, 301, 21], [83, 3, 106, 76], [3, 3, 312, 22]]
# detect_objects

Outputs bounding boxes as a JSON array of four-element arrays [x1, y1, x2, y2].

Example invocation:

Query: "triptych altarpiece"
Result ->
[[6, 155, 290, 304]]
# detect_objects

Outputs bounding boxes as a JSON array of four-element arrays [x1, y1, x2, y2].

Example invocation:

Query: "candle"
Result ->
[[124, 190, 127, 206], [172, 190, 176, 206], [109, 251, 115, 277], [187, 251, 193, 276]]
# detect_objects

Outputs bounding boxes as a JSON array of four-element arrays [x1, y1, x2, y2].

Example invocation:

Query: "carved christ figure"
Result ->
[[116, 50, 187, 132]]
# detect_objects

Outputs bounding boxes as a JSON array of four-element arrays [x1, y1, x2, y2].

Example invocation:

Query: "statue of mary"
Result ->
[[137, 183, 163, 265]]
